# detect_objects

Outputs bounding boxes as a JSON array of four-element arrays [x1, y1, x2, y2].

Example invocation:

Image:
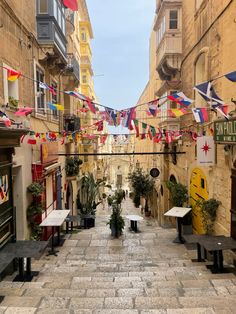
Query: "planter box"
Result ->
[[80, 215, 95, 229]]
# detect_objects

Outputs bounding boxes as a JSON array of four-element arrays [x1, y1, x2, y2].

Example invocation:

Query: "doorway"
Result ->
[[190, 168, 208, 234], [230, 169, 236, 239]]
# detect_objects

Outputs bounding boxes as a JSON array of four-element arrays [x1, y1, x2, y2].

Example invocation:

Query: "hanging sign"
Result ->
[[197, 136, 215, 166], [214, 118, 236, 143], [150, 168, 160, 178]]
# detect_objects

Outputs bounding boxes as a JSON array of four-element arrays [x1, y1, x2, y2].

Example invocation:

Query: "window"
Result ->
[[36, 67, 46, 114], [52, 0, 66, 35], [82, 75, 87, 84], [169, 10, 178, 29], [195, 52, 207, 107], [51, 82, 58, 119], [3, 65, 19, 109], [39, 0, 48, 14], [157, 16, 166, 47], [81, 28, 87, 41]]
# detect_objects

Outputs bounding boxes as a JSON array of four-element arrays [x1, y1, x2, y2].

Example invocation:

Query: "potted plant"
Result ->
[[107, 200, 125, 238], [77, 173, 105, 228], [166, 181, 191, 234], [27, 182, 44, 197], [197, 198, 221, 234], [27, 182, 45, 240], [65, 157, 83, 177], [8, 96, 19, 111], [128, 169, 154, 216]]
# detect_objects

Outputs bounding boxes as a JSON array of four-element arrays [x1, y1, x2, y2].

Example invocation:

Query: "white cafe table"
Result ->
[[39, 210, 70, 255], [164, 207, 192, 244], [126, 215, 143, 232]]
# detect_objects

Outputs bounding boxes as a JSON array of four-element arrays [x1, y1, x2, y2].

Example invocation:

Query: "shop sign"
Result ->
[[41, 142, 58, 166], [214, 119, 236, 143], [197, 136, 215, 166]]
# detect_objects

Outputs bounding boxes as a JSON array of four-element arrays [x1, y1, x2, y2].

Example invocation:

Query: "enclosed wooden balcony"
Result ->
[[156, 34, 182, 80]]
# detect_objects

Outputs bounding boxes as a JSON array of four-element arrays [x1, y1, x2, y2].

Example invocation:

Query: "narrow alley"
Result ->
[[0, 199, 235, 313]]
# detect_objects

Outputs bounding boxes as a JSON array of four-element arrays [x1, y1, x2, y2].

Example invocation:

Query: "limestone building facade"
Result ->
[[0, 0, 96, 242], [134, 0, 236, 235]]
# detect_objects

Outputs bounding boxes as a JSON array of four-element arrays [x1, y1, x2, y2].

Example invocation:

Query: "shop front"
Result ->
[[214, 118, 236, 238], [32, 142, 62, 240], [0, 126, 28, 248]]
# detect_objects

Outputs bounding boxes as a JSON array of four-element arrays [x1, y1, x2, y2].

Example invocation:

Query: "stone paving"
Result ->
[[0, 199, 236, 313]]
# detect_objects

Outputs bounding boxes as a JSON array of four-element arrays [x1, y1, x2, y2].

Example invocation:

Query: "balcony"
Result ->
[[80, 43, 92, 63], [36, 0, 67, 64], [63, 54, 80, 88], [156, 34, 182, 80], [63, 115, 80, 132]]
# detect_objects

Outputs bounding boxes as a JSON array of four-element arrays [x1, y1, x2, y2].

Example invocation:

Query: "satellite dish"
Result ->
[[150, 168, 160, 178]]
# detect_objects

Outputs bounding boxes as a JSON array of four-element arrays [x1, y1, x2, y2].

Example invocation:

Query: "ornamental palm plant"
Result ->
[[79, 173, 105, 216]]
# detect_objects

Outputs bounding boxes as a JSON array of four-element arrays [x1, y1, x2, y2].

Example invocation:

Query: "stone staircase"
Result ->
[[0, 200, 236, 313]]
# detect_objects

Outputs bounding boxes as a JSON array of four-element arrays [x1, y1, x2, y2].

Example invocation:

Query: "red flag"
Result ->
[[63, 0, 78, 11], [100, 135, 108, 145], [7, 68, 21, 81], [15, 107, 33, 116], [95, 120, 104, 132]]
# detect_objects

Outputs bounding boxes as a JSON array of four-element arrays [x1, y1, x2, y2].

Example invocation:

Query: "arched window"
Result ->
[[169, 174, 177, 184], [194, 51, 209, 107]]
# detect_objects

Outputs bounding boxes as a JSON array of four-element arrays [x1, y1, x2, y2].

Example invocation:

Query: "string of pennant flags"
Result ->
[[1, 65, 236, 145]]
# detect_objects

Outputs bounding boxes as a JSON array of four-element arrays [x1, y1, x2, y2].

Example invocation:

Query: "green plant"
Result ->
[[65, 157, 83, 176], [107, 203, 125, 238], [128, 169, 154, 211], [27, 182, 44, 197], [8, 96, 19, 111], [196, 198, 221, 234], [78, 173, 105, 216], [27, 203, 44, 217], [30, 222, 42, 241], [166, 181, 188, 207]]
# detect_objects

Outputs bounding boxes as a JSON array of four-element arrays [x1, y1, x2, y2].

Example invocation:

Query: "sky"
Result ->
[[86, 1, 156, 111]]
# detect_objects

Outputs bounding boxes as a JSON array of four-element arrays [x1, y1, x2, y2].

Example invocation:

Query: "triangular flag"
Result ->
[[47, 102, 57, 110], [192, 108, 208, 123], [153, 129, 162, 143], [165, 131, 173, 144], [167, 92, 194, 107], [85, 98, 96, 114], [212, 105, 229, 120], [147, 100, 158, 116], [27, 132, 36, 145], [225, 71, 236, 82], [7, 69, 21, 81], [141, 123, 147, 139], [95, 120, 104, 132], [54, 104, 64, 111], [194, 82, 225, 106], [170, 108, 186, 117], [15, 107, 33, 116], [148, 126, 153, 140], [63, 0, 78, 11], [133, 119, 139, 137], [100, 134, 108, 145]]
